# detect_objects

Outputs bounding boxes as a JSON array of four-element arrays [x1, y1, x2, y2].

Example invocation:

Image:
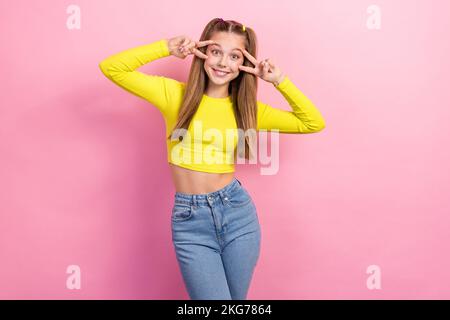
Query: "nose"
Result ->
[[218, 56, 227, 67]]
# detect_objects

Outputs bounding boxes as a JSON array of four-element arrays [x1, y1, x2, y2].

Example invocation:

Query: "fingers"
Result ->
[[179, 37, 193, 54], [180, 41, 194, 53], [178, 39, 188, 54], [241, 49, 272, 75], [197, 39, 216, 47], [263, 60, 270, 73], [179, 39, 215, 58], [267, 58, 275, 68], [239, 58, 271, 76], [192, 40, 215, 59], [180, 38, 189, 49], [241, 49, 258, 66], [185, 42, 196, 54], [259, 59, 274, 75], [241, 48, 275, 71], [193, 47, 208, 59], [238, 65, 257, 75], [238, 49, 258, 74]]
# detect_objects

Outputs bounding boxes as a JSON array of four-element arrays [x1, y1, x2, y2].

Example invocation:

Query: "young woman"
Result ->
[[99, 18, 326, 300]]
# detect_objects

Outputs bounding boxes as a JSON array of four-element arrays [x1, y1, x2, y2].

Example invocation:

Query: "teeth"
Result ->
[[213, 69, 228, 76]]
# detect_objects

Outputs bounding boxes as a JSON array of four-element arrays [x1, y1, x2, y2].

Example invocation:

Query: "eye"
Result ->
[[212, 49, 220, 55], [232, 55, 240, 60]]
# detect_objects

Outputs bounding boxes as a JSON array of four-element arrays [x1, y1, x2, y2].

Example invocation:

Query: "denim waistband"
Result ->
[[174, 177, 242, 207]]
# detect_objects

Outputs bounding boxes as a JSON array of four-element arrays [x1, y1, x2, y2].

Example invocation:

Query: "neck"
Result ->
[[205, 82, 230, 98]]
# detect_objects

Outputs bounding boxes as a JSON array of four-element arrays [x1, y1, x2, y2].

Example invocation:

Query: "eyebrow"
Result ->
[[210, 44, 243, 53]]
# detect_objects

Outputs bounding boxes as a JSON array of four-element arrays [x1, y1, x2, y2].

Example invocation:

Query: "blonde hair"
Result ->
[[167, 18, 258, 161]]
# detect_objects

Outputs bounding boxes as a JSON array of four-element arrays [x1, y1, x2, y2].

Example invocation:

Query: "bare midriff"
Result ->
[[169, 163, 235, 194]]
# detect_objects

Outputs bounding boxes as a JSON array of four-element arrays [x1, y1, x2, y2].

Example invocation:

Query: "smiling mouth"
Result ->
[[212, 68, 230, 76]]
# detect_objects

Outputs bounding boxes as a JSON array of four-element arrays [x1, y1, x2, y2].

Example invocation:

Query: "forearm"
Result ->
[[98, 39, 183, 116], [273, 76, 326, 132], [99, 39, 170, 79]]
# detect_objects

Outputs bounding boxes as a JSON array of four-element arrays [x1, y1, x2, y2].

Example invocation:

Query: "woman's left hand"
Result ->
[[238, 49, 285, 86]]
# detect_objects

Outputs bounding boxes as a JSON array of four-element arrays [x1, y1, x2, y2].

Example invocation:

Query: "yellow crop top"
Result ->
[[99, 39, 326, 173]]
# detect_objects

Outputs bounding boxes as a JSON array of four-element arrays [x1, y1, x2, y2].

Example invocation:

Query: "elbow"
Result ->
[[98, 59, 125, 81], [316, 119, 326, 132], [308, 119, 326, 133], [295, 118, 326, 134], [98, 58, 117, 79], [98, 60, 110, 78]]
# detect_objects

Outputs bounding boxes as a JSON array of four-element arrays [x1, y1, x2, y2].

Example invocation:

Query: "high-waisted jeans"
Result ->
[[171, 177, 261, 300]]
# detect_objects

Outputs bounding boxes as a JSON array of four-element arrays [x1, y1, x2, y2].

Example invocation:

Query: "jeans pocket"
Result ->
[[225, 188, 252, 208], [171, 202, 194, 222]]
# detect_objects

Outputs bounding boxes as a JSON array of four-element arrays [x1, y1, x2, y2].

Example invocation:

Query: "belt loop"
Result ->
[[220, 190, 226, 200], [221, 190, 229, 203]]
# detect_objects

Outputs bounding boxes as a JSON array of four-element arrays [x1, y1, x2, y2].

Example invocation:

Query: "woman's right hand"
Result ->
[[167, 35, 215, 60]]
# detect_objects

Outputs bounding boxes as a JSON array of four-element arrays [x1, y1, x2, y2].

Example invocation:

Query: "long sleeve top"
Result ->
[[99, 39, 326, 173]]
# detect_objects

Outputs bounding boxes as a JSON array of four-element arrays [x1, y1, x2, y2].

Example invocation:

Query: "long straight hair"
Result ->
[[167, 18, 258, 161]]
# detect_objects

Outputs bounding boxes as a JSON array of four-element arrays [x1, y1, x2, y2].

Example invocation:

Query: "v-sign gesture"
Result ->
[[168, 35, 215, 60], [238, 49, 286, 86]]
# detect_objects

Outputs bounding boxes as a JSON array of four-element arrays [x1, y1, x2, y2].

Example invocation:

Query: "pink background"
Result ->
[[1, 0, 450, 299]]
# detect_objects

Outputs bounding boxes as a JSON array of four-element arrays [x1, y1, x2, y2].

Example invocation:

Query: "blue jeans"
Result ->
[[171, 177, 261, 300]]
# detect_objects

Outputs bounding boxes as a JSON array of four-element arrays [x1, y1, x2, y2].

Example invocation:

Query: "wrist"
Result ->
[[272, 74, 286, 87], [166, 39, 175, 56], [166, 38, 178, 56]]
